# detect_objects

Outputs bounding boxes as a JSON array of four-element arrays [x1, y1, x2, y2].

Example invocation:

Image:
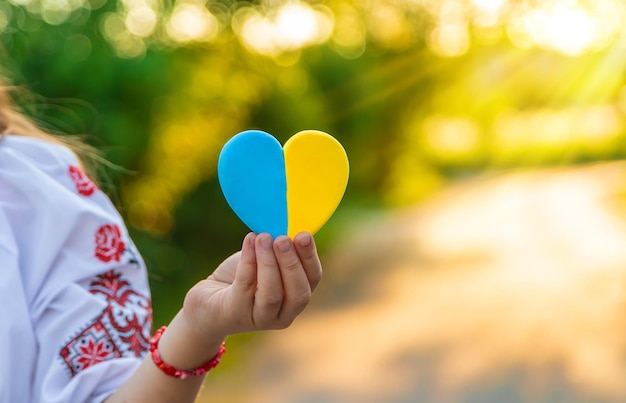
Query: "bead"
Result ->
[[149, 325, 226, 379]]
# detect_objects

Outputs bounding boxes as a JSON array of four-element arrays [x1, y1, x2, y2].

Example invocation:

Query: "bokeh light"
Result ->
[[5, 0, 623, 60], [6, 0, 91, 25], [233, 2, 333, 58], [165, 2, 219, 43], [0, 6, 10, 33], [331, 3, 366, 59], [125, 4, 157, 38], [492, 105, 623, 159], [506, 0, 623, 56], [422, 115, 482, 163]]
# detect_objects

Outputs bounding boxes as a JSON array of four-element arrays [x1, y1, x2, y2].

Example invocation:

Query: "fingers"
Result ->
[[231, 232, 322, 331], [228, 233, 258, 326], [232, 232, 257, 292], [252, 233, 284, 326], [273, 235, 312, 323], [293, 232, 323, 292]]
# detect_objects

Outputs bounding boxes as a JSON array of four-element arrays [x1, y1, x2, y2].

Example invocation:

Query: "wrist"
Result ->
[[150, 326, 225, 379], [182, 282, 234, 341], [156, 311, 227, 371]]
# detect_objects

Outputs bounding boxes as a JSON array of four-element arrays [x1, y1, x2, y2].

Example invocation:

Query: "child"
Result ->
[[0, 84, 323, 402]]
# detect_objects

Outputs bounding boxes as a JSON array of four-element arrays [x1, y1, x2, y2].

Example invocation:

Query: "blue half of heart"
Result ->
[[218, 130, 288, 238]]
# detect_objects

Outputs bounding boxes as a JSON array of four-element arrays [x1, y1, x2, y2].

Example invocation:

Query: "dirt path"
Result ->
[[200, 162, 626, 403]]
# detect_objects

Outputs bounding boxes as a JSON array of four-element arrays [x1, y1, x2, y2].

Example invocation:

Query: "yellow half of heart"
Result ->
[[284, 130, 349, 238]]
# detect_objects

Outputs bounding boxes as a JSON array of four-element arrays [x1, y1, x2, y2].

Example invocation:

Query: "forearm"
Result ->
[[104, 311, 226, 403]]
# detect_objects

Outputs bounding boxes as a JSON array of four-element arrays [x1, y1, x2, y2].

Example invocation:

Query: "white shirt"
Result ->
[[0, 135, 152, 402]]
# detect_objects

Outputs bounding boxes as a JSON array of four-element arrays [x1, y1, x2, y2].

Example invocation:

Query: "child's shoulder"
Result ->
[[0, 134, 78, 170], [0, 134, 99, 207]]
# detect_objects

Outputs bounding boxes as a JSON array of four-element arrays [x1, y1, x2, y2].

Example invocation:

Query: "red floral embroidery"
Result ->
[[61, 271, 152, 377], [76, 337, 116, 368], [69, 165, 97, 196], [90, 271, 148, 313], [95, 224, 126, 263], [60, 319, 122, 376], [90, 271, 152, 357]]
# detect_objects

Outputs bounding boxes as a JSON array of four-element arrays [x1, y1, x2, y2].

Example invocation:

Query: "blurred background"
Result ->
[[3, 0, 626, 401]]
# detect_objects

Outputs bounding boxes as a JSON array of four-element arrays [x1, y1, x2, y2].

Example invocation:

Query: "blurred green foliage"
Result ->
[[3, 0, 626, 324]]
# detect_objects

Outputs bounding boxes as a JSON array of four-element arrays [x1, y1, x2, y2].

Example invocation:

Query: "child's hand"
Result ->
[[182, 232, 322, 341], [106, 233, 321, 402]]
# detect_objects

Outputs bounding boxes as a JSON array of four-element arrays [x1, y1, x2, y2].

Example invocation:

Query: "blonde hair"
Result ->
[[0, 83, 102, 181]]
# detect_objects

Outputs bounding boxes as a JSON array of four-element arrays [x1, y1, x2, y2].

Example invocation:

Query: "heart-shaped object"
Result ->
[[218, 130, 349, 238]]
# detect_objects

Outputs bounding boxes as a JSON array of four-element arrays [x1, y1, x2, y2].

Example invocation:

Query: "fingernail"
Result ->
[[260, 234, 273, 249], [276, 237, 291, 253], [298, 233, 312, 247], [247, 233, 256, 247]]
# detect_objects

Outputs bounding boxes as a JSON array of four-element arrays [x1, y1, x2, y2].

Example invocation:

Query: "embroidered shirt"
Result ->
[[0, 135, 152, 402]]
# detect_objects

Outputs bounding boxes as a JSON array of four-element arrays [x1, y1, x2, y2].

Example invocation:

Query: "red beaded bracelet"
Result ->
[[149, 325, 226, 380]]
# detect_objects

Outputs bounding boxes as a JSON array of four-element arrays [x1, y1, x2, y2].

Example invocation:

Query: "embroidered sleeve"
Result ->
[[60, 270, 152, 377], [0, 135, 153, 402], [42, 218, 153, 401]]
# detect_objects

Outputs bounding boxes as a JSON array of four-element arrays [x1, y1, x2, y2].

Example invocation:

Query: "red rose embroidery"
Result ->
[[69, 165, 97, 196], [95, 224, 126, 263]]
